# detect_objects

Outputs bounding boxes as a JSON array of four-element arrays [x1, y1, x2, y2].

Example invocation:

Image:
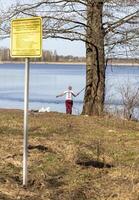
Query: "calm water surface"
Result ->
[[0, 63, 139, 115]]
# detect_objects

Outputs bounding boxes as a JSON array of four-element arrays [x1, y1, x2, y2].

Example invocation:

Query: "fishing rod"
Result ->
[[76, 87, 86, 96], [76, 82, 93, 96]]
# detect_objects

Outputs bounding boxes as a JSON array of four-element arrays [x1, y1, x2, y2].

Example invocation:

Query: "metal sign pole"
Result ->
[[11, 17, 42, 187], [23, 57, 30, 186]]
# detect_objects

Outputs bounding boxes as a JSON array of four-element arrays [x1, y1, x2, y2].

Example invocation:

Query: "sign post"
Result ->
[[11, 17, 42, 186], [23, 57, 30, 186]]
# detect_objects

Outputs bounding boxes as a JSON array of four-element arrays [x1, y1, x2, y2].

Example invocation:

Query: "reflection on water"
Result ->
[[0, 63, 139, 115]]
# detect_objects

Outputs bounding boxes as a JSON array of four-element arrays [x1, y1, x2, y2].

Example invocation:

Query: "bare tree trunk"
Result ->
[[82, 2, 105, 116]]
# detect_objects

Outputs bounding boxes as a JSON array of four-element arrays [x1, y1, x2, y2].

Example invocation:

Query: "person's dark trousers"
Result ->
[[65, 100, 73, 114]]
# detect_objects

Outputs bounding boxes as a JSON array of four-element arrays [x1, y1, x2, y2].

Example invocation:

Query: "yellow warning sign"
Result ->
[[11, 17, 42, 57]]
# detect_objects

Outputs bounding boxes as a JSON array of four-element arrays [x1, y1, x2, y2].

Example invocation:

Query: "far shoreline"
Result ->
[[0, 61, 139, 66], [0, 61, 86, 65]]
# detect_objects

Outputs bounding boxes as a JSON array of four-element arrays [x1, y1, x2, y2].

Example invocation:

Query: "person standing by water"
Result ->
[[56, 86, 79, 114]]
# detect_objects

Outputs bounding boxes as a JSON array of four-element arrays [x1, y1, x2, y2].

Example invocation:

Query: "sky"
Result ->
[[0, 0, 86, 57]]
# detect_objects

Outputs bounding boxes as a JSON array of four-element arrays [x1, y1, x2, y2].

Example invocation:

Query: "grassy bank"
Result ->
[[0, 109, 139, 200]]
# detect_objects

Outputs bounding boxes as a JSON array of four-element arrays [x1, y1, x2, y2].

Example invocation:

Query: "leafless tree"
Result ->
[[120, 83, 139, 120], [0, 0, 139, 115]]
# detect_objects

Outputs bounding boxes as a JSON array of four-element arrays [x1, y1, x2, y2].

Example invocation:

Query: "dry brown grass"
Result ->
[[0, 109, 139, 200]]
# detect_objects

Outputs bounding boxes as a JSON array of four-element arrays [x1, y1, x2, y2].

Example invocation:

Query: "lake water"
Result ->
[[0, 63, 139, 115]]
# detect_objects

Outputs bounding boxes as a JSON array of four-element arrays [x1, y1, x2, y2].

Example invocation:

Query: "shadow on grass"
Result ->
[[76, 160, 114, 169], [28, 144, 48, 152]]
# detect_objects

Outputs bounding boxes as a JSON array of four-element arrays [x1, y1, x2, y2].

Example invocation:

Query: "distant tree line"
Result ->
[[0, 48, 85, 62]]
